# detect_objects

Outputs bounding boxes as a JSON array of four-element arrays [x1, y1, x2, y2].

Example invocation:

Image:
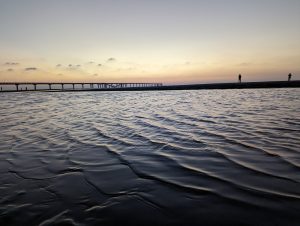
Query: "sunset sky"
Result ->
[[0, 0, 299, 84]]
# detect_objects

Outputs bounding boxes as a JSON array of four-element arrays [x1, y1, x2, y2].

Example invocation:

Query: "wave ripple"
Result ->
[[0, 89, 300, 225]]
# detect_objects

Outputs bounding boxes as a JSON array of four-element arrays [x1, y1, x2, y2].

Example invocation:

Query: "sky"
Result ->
[[0, 0, 299, 84]]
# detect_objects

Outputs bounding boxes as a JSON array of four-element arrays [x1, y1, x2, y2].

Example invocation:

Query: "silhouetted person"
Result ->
[[288, 73, 292, 81], [0, 87, 2, 91], [238, 74, 242, 83]]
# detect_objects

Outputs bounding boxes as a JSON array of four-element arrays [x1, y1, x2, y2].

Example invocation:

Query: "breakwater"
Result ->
[[87, 80, 300, 92]]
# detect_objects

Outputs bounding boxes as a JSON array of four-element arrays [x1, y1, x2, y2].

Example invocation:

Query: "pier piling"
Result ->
[[0, 82, 163, 92]]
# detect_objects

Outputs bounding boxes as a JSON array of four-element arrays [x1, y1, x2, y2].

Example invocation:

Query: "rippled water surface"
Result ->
[[0, 89, 300, 226]]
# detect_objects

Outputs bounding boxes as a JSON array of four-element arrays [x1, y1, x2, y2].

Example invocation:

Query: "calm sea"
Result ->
[[0, 89, 300, 226]]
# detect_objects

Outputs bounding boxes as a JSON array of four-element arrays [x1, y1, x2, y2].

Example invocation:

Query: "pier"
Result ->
[[0, 81, 299, 92], [0, 82, 163, 92]]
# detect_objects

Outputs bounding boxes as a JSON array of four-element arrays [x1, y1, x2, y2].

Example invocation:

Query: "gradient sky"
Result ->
[[0, 0, 299, 84]]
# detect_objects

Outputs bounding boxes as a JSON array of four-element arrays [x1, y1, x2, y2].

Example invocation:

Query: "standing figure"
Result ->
[[238, 74, 242, 83], [288, 73, 292, 81]]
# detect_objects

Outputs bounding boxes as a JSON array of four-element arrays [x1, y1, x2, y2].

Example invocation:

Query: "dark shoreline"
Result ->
[[1, 80, 299, 92]]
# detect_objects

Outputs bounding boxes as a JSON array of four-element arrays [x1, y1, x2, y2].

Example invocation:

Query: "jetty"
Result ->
[[0, 82, 162, 92], [0, 81, 299, 92]]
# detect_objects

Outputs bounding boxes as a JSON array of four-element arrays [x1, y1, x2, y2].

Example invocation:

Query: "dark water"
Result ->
[[0, 89, 299, 226]]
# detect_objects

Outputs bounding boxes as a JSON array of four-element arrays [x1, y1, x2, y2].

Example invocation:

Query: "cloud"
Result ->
[[4, 62, 19, 66], [7, 68, 14, 72], [88, 61, 94, 64], [93, 73, 98, 76], [56, 64, 62, 67], [107, 58, 116, 62], [98, 64, 102, 67], [66, 64, 81, 70], [25, 67, 37, 71]]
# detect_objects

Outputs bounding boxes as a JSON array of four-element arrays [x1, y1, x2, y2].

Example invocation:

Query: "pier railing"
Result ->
[[0, 82, 163, 92]]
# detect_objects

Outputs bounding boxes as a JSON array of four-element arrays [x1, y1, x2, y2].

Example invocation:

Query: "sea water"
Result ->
[[0, 89, 299, 225]]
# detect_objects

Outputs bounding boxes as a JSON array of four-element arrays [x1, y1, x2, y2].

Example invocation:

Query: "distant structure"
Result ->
[[0, 82, 163, 92], [238, 74, 242, 83], [288, 73, 292, 81]]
